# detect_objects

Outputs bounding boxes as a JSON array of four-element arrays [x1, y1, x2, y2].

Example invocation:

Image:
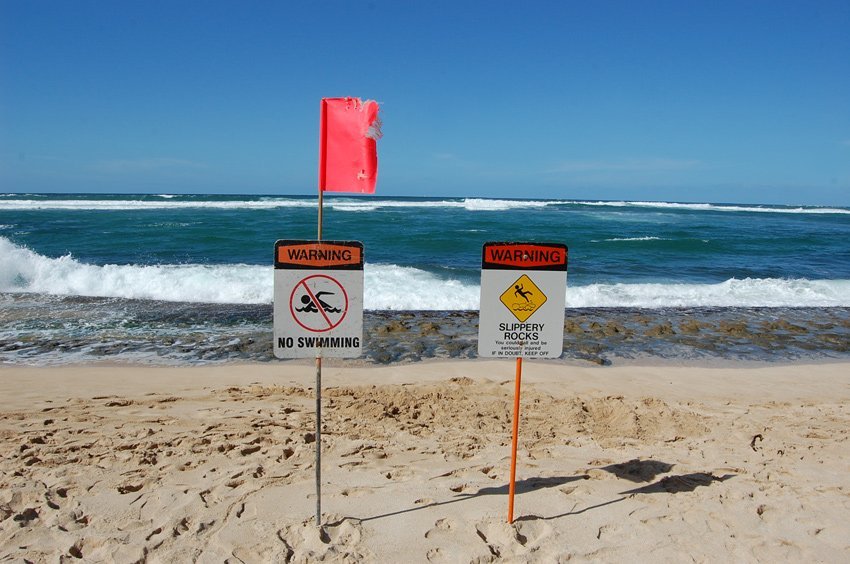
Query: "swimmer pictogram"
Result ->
[[295, 291, 342, 314], [500, 274, 547, 322], [290, 274, 349, 332]]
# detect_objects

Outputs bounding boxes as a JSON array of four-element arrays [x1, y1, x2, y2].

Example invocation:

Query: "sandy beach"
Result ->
[[2, 359, 849, 562]]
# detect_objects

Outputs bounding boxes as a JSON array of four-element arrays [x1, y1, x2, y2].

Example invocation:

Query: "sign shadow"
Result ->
[[516, 460, 732, 522], [515, 496, 627, 522], [597, 458, 675, 483], [619, 472, 735, 495], [328, 474, 590, 526]]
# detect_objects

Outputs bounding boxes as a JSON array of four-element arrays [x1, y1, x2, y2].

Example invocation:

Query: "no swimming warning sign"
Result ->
[[478, 242, 567, 358], [274, 240, 364, 358]]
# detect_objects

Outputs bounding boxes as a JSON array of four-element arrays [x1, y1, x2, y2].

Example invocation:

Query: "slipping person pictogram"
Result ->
[[500, 274, 547, 322], [514, 283, 533, 303], [296, 292, 342, 314]]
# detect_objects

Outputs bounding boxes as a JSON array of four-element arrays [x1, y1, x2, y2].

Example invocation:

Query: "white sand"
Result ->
[[2, 360, 849, 562]]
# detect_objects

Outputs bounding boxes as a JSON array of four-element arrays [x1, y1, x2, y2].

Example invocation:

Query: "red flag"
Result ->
[[318, 97, 382, 193]]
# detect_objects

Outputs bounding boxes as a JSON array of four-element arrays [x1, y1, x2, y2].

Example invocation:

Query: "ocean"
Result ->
[[2, 193, 849, 365]]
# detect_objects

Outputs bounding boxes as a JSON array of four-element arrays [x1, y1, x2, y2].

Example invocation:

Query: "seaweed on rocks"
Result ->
[[2, 293, 849, 366]]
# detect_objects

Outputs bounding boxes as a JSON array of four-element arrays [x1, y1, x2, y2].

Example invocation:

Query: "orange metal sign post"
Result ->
[[507, 356, 523, 523]]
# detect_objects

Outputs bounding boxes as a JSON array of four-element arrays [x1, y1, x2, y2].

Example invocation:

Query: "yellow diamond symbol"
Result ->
[[500, 274, 547, 322]]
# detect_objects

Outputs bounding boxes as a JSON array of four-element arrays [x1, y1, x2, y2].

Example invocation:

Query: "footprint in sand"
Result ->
[[117, 483, 143, 494], [104, 399, 134, 407], [277, 518, 370, 561], [474, 521, 505, 558], [473, 517, 556, 558], [513, 518, 553, 547], [44, 485, 69, 509], [384, 466, 415, 481], [479, 465, 498, 479], [426, 547, 444, 562], [339, 486, 373, 498], [239, 445, 262, 456], [0, 505, 14, 522], [324, 519, 363, 546], [67, 540, 84, 559], [339, 460, 366, 469], [424, 517, 456, 539], [449, 483, 476, 493], [172, 516, 191, 537], [12, 507, 39, 526], [145, 526, 163, 542]]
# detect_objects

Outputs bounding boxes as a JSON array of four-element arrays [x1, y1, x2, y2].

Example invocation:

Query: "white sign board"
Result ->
[[478, 242, 567, 358], [274, 240, 364, 358]]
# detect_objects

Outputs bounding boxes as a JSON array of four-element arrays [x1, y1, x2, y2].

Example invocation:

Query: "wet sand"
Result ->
[[2, 291, 849, 365]]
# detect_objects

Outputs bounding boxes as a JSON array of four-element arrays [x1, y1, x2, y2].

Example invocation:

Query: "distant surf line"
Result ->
[[1, 195, 848, 214]]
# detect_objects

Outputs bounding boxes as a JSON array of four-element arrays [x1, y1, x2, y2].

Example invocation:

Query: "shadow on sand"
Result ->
[[618, 472, 735, 495], [329, 460, 736, 527], [516, 460, 736, 522], [329, 474, 590, 525]]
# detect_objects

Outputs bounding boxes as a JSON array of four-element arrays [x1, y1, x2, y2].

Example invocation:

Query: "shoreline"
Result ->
[[5, 352, 850, 372], [2, 292, 850, 366]]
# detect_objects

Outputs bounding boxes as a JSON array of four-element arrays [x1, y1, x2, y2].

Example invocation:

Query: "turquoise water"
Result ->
[[2, 193, 849, 308]]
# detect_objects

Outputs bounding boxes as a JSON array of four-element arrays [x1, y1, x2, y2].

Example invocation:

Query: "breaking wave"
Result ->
[[3, 237, 849, 309]]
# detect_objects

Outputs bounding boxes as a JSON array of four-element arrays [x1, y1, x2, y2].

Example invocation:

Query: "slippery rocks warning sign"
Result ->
[[274, 240, 364, 358], [478, 242, 567, 358]]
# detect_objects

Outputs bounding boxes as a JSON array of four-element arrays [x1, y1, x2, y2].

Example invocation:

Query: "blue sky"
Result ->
[[1, 1, 848, 205]]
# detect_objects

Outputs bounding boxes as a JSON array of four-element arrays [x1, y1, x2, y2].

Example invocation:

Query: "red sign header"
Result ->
[[275, 240, 363, 270], [482, 242, 568, 271]]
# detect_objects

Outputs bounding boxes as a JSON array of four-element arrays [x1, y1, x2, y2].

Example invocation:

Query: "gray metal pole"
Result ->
[[315, 355, 322, 526], [316, 175, 323, 527]]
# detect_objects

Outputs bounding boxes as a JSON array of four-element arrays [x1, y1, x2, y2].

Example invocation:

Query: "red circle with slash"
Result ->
[[289, 274, 349, 332]]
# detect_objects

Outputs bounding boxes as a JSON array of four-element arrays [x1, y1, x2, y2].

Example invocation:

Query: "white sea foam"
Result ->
[[566, 279, 850, 308], [328, 198, 551, 212], [461, 198, 551, 211], [0, 237, 269, 303], [578, 200, 850, 215], [593, 236, 664, 242], [3, 195, 846, 214], [2, 237, 849, 308], [365, 264, 477, 309], [329, 203, 379, 212], [0, 196, 554, 212], [0, 198, 317, 211]]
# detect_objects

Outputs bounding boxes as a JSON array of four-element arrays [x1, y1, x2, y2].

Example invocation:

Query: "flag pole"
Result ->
[[315, 351, 322, 526], [315, 99, 327, 527], [315, 188, 324, 527]]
